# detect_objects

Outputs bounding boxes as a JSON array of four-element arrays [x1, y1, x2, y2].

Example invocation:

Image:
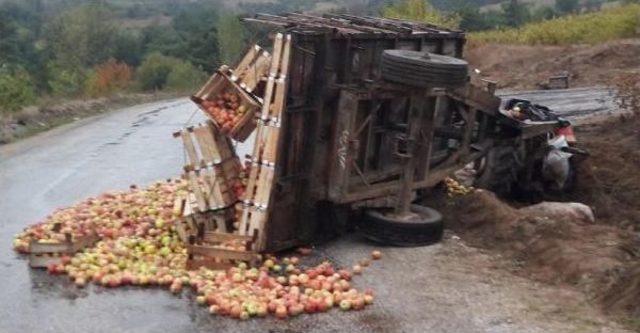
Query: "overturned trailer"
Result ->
[[201, 14, 574, 252]]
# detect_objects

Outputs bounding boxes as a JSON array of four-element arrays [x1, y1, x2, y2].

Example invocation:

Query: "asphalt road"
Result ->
[[0, 98, 629, 333]]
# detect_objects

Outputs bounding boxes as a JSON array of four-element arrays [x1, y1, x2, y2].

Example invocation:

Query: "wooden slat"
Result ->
[[187, 172, 208, 212], [234, 45, 261, 77], [238, 34, 285, 236], [204, 231, 254, 244], [29, 254, 63, 268], [246, 209, 265, 240], [193, 125, 219, 164], [241, 52, 271, 92], [238, 158, 260, 235], [206, 174, 227, 210], [244, 34, 292, 244], [186, 245, 258, 261], [181, 131, 200, 167], [173, 195, 185, 217], [29, 241, 71, 254], [29, 232, 97, 254], [253, 163, 271, 208]]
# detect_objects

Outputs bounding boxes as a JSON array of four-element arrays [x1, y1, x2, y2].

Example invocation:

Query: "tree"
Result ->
[[0, 66, 36, 112], [45, 3, 117, 69], [382, 0, 461, 29], [112, 31, 144, 67], [136, 53, 178, 91], [454, 5, 505, 31], [172, 5, 221, 73], [501, 0, 531, 27], [555, 0, 580, 15], [531, 6, 557, 21], [217, 13, 246, 65], [165, 61, 207, 92]]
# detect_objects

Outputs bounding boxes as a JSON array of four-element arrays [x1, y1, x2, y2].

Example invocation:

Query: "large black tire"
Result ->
[[474, 143, 522, 197], [359, 204, 444, 247], [381, 50, 468, 88]]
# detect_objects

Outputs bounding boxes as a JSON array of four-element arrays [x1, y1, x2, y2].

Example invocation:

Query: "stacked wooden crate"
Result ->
[[173, 122, 256, 269], [238, 34, 292, 250], [173, 122, 242, 213], [176, 34, 291, 265]]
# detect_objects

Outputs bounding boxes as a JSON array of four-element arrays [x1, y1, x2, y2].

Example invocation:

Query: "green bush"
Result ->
[[0, 67, 37, 113], [382, 0, 461, 29], [471, 4, 640, 45], [137, 52, 206, 92], [165, 61, 207, 92], [136, 53, 178, 91], [47, 62, 87, 97]]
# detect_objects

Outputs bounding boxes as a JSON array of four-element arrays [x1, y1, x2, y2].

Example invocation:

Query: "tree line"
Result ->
[[2, 0, 633, 113], [0, 0, 245, 113]]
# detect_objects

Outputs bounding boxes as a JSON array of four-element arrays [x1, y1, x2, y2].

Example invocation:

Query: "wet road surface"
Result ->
[[0, 99, 630, 333]]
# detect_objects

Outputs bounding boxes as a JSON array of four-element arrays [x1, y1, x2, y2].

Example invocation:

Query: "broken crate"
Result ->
[[28, 225, 98, 268]]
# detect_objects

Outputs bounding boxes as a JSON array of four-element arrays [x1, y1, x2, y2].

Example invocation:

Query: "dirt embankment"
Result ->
[[0, 92, 177, 144], [433, 42, 640, 323], [437, 113, 640, 327], [465, 39, 640, 90]]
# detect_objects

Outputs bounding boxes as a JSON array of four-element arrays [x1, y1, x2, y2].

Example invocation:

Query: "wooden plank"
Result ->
[[193, 125, 219, 164], [245, 34, 293, 241], [241, 52, 271, 92], [173, 195, 185, 217], [234, 45, 261, 77], [206, 174, 227, 210], [29, 232, 97, 254], [181, 131, 200, 167], [187, 171, 208, 212], [203, 231, 254, 244], [176, 220, 189, 243], [238, 151, 261, 235], [238, 34, 285, 236], [247, 208, 266, 240], [186, 245, 258, 261], [29, 254, 63, 268], [29, 241, 71, 254]]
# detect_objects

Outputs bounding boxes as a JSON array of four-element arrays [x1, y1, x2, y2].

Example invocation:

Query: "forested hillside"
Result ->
[[1, 0, 634, 114]]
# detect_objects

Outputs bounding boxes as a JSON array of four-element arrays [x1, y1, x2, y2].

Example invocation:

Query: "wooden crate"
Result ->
[[175, 196, 236, 243], [28, 227, 98, 268], [186, 231, 260, 270], [174, 195, 260, 269], [238, 34, 291, 251], [174, 123, 243, 211], [192, 66, 261, 142], [228, 44, 272, 93]]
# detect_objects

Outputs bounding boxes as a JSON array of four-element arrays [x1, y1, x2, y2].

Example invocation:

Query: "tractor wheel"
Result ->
[[381, 50, 468, 88], [359, 204, 444, 247], [474, 143, 523, 197]]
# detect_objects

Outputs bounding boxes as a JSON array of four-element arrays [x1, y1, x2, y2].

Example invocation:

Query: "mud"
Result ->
[[466, 38, 640, 90]]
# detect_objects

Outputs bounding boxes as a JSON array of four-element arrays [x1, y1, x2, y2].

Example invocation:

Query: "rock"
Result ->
[[519, 202, 595, 224]]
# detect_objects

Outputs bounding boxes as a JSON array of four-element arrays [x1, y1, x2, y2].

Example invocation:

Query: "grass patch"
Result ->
[[471, 4, 640, 45]]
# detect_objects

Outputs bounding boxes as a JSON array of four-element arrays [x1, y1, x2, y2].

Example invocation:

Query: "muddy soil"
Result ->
[[466, 39, 640, 90], [435, 114, 640, 329]]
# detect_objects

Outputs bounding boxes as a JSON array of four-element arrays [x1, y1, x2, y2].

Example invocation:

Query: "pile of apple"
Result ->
[[201, 91, 248, 134], [191, 256, 379, 319], [13, 180, 188, 254], [444, 177, 474, 197], [12, 179, 382, 320]]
